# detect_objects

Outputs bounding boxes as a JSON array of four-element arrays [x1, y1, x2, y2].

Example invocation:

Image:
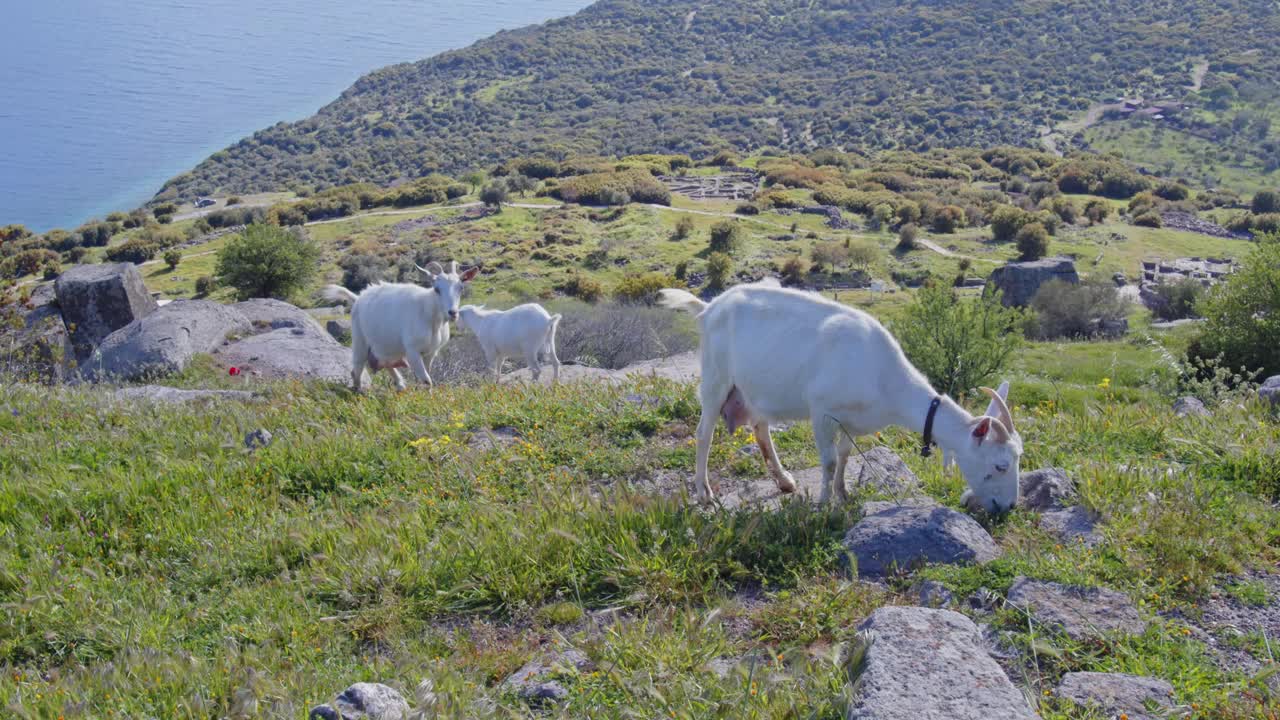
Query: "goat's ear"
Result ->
[[971, 416, 992, 445], [460, 266, 480, 282]]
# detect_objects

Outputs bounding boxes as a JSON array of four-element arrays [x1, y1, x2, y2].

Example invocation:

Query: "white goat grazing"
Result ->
[[658, 283, 1023, 512], [321, 261, 478, 391], [457, 304, 562, 383]]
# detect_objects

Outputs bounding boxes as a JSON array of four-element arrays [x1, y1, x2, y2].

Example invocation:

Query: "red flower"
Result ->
[[228, 367, 240, 376]]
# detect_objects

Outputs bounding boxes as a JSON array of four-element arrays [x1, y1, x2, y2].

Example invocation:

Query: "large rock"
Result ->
[[233, 298, 328, 334], [847, 607, 1036, 720], [327, 318, 352, 343], [1259, 376, 1280, 406], [2, 298, 73, 381], [1055, 672, 1174, 720], [1019, 467, 1076, 512], [55, 263, 158, 362], [988, 257, 1079, 307], [87, 300, 251, 381], [843, 504, 1001, 577], [112, 386, 259, 404], [218, 325, 351, 382], [1040, 505, 1102, 547], [309, 682, 409, 720], [501, 649, 594, 704], [1006, 576, 1146, 640]]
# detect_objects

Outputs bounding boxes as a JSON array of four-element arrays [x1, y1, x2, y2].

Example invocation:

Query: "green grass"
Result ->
[[2, 333, 1279, 717], [1086, 120, 1280, 197]]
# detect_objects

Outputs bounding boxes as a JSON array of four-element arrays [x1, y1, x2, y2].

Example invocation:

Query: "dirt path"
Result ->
[[1189, 60, 1210, 92], [1041, 99, 1127, 156]]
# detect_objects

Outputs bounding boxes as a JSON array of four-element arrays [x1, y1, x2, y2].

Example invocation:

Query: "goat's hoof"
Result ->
[[775, 473, 797, 494]]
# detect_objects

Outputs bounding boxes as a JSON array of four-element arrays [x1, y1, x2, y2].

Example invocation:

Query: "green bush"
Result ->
[[480, 183, 509, 210], [214, 224, 321, 300], [707, 252, 733, 291], [553, 169, 671, 206], [164, 250, 182, 270], [65, 246, 88, 264], [895, 284, 1025, 397], [896, 223, 919, 251], [1251, 189, 1280, 214], [41, 261, 61, 281], [811, 241, 849, 271], [1189, 235, 1280, 378], [1132, 210, 1163, 228], [673, 215, 695, 240], [780, 255, 806, 285], [1029, 278, 1126, 339], [195, 275, 216, 296], [613, 273, 680, 304], [930, 205, 965, 234], [152, 202, 178, 219], [1015, 222, 1050, 260], [1154, 182, 1190, 201], [556, 274, 604, 303], [990, 205, 1032, 243], [1083, 199, 1111, 225], [708, 220, 743, 255], [1150, 277, 1205, 321], [104, 239, 161, 264], [339, 251, 390, 293], [2, 248, 61, 278]]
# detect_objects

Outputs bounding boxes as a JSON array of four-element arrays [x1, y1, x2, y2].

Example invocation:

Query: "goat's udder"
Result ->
[[720, 386, 752, 434], [367, 349, 409, 371]]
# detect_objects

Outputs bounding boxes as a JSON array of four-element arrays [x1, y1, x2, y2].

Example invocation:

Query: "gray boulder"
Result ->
[[847, 607, 1036, 720], [1259, 376, 1280, 406], [1006, 576, 1146, 640], [1173, 396, 1210, 418], [501, 649, 594, 704], [218, 325, 351, 382], [2, 298, 73, 381], [1019, 467, 1076, 511], [309, 682, 409, 720], [1040, 505, 1102, 547], [988, 257, 1079, 307], [55, 263, 157, 362], [843, 504, 1001, 577], [912, 580, 955, 608], [233, 298, 328, 334], [113, 386, 258, 404], [1056, 672, 1174, 720], [86, 300, 251, 381], [327, 318, 352, 343]]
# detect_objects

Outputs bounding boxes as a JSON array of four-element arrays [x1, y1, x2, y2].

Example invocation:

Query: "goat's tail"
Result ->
[[320, 284, 359, 306], [544, 313, 562, 351], [656, 288, 706, 315]]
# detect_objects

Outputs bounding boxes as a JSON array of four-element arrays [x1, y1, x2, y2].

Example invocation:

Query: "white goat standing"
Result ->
[[321, 261, 478, 391], [658, 283, 1023, 512], [457, 304, 562, 383]]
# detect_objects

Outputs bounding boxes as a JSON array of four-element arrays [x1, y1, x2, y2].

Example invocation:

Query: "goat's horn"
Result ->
[[448, 260, 458, 274], [418, 262, 444, 276], [979, 386, 1015, 435]]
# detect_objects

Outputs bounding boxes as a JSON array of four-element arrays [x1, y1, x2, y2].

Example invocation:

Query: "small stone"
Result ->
[[245, 429, 273, 450], [1006, 577, 1146, 641], [1056, 672, 1174, 720], [326, 318, 353, 343], [1172, 396, 1210, 418], [309, 682, 409, 720], [843, 504, 1001, 577], [1040, 505, 1102, 546], [913, 579, 954, 608], [1018, 467, 1076, 511], [501, 649, 594, 704]]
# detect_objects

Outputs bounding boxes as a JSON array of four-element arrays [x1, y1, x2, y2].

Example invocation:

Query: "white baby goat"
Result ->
[[457, 304, 562, 383], [658, 283, 1023, 513], [321, 260, 478, 391]]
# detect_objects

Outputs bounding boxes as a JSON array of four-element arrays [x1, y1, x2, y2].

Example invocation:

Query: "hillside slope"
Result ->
[[159, 0, 1280, 199]]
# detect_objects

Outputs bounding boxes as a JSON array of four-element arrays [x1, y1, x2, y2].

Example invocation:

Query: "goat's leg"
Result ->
[[407, 353, 433, 387], [545, 340, 561, 384], [350, 334, 370, 392], [833, 433, 854, 503], [752, 421, 796, 493], [811, 414, 841, 505], [388, 368, 407, 392], [525, 349, 542, 383], [693, 378, 733, 504], [492, 355, 505, 383]]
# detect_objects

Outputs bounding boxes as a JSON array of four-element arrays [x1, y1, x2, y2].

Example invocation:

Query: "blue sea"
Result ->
[[0, 0, 594, 232]]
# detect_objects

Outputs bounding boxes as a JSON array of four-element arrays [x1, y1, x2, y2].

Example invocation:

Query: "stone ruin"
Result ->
[[1139, 256, 1235, 288], [659, 170, 761, 201]]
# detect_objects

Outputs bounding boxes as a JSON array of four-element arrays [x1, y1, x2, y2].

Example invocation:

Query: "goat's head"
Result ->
[[417, 261, 479, 322], [455, 304, 485, 331], [956, 382, 1022, 515]]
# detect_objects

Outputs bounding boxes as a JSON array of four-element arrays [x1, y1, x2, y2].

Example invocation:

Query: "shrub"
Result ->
[[811, 241, 849, 271], [1189, 235, 1280, 378], [41, 261, 61, 281], [0, 224, 32, 246], [734, 203, 760, 215], [556, 274, 604, 303], [214, 224, 320, 300], [707, 251, 733, 291], [1251, 189, 1280, 214], [896, 223, 919, 251], [1047, 196, 1078, 224], [895, 284, 1025, 397], [195, 275, 216, 296], [339, 251, 390, 293], [225, 196, 242, 206], [553, 169, 671, 206], [708, 220, 743, 255], [1154, 182, 1191, 201], [1150, 277, 1206, 321], [104, 238, 161, 264], [206, 206, 265, 228], [1015, 222, 1050, 261], [512, 157, 560, 179], [163, 250, 181, 270], [847, 242, 879, 271], [1084, 199, 1111, 225], [614, 273, 680, 304], [78, 222, 115, 248], [1029, 279, 1126, 339], [551, 303, 697, 370], [930, 205, 966, 234], [1132, 210, 1163, 228], [673, 215, 695, 240], [870, 203, 895, 231], [480, 183, 509, 210], [990, 205, 1032, 243], [152, 202, 178, 219], [267, 204, 307, 226], [65, 246, 88, 264], [1, 249, 61, 278], [674, 260, 688, 280], [780, 255, 806, 285], [1251, 213, 1280, 235]]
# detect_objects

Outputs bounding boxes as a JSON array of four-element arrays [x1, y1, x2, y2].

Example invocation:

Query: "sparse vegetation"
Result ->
[[214, 224, 321, 300], [895, 284, 1024, 397]]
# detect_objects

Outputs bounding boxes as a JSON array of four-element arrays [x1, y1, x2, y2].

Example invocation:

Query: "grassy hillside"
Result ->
[[156, 0, 1280, 200], [2, 326, 1278, 718]]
